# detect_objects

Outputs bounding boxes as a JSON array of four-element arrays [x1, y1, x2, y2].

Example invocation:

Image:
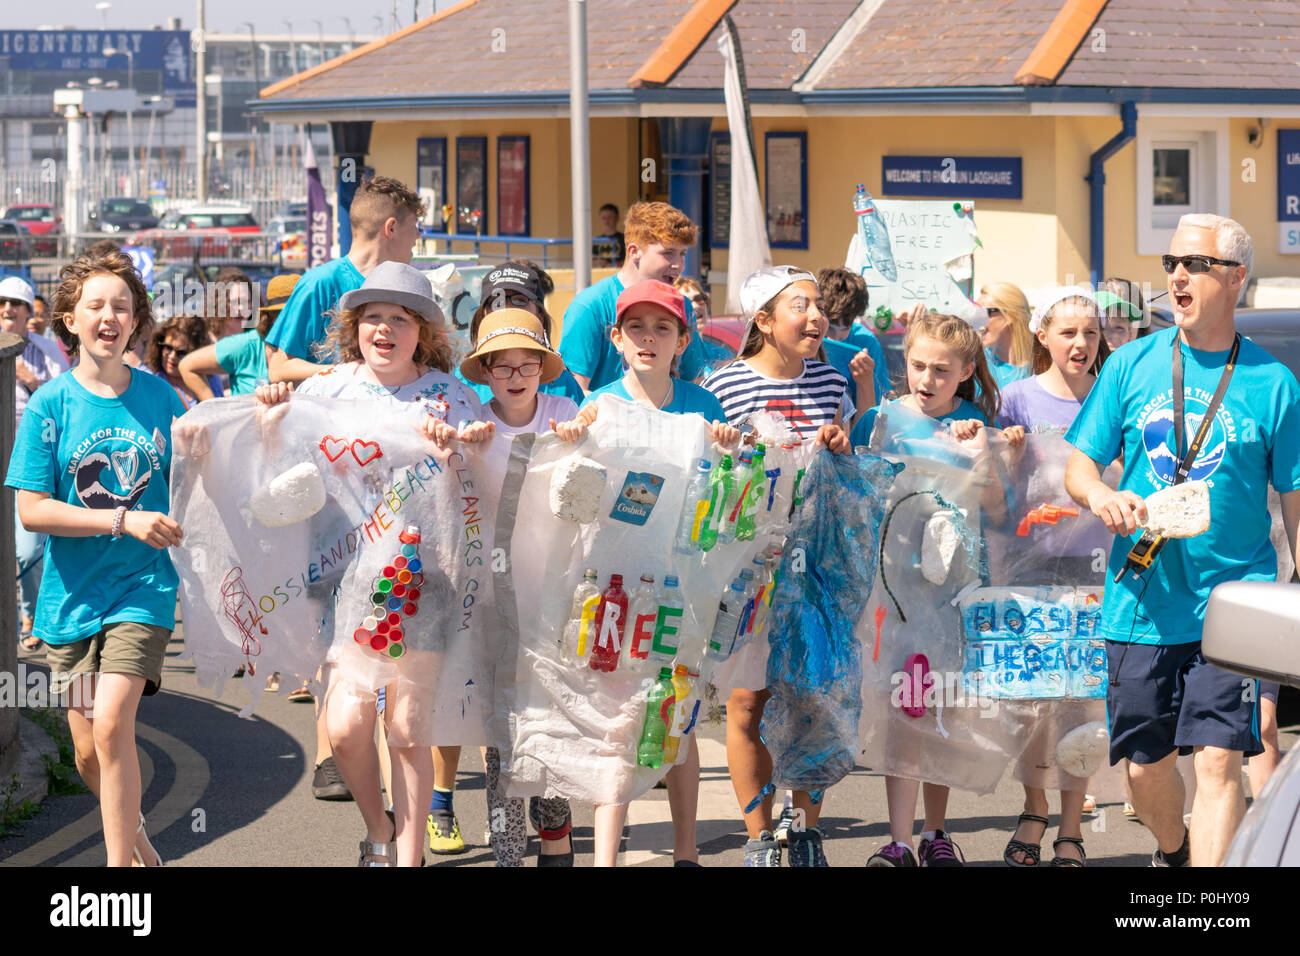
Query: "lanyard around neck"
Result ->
[[1171, 332, 1240, 485]]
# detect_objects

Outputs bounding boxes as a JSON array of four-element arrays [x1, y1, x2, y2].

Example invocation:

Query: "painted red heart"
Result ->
[[351, 439, 383, 466], [319, 436, 349, 461]]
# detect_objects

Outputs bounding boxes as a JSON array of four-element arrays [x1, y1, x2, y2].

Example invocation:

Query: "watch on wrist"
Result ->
[[111, 506, 127, 539]]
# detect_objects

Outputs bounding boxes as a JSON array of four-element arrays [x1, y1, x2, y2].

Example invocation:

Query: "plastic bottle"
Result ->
[[735, 444, 766, 541], [853, 184, 898, 282], [673, 459, 714, 554], [739, 558, 767, 638], [622, 573, 659, 672], [637, 667, 677, 769], [662, 665, 693, 765], [648, 574, 685, 665], [589, 573, 628, 673], [564, 569, 601, 662], [706, 579, 747, 661], [722, 448, 754, 542], [698, 455, 735, 551], [751, 554, 778, 638]]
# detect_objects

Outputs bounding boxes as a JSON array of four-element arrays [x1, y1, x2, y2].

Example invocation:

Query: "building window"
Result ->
[[764, 132, 807, 250], [416, 137, 446, 230], [1135, 118, 1228, 255], [497, 136, 529, 236], [455, 136, 487, 234]]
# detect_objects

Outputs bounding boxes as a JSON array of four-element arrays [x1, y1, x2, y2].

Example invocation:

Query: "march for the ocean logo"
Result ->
[[1139, 392, 1232, 485]]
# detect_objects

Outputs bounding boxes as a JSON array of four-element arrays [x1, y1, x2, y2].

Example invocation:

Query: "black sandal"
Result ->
[[1051, 836, 1086, 867], [1003, 812, 1048, 867]]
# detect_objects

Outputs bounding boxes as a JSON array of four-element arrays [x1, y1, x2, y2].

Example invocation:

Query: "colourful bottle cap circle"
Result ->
[[389, 627, 404, 643], [362, 615, 378, 630], [353, 628, 370, 644], [406, 588, 421, 602], [376, 620, 390, 635], [387, 596, 402, 612], [382, 565, 397, 579], [401, 543, 417, 558], [394, 556, 408, 570], [407, 559, 422, 574], [370, 634, 388, 651], [391, 583, 406, 598], [378, 579, 392, 594], [403, 601, 418, 616], [387, 611, 401, 627], [371, 592, 386, 606], [388, 643, 405, 658], [410, 573, 425, 588], [397, 569, 412, 584]]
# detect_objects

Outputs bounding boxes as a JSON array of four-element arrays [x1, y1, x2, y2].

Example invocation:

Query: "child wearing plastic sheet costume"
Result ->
[[851, 312, 1015, 868], [702, 266, 855, 867], [254, 262, 490, 866], [996, 287, 1113, 867], [553, 278, 744, 866]]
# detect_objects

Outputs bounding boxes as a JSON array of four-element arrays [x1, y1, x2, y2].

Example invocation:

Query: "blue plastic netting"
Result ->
[[762, 449, 901, 790]]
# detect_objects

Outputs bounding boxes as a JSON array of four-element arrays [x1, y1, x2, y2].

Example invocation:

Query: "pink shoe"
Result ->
[[900, 653, 933, 718]]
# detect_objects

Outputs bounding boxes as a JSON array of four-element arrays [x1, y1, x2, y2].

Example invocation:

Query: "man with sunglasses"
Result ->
[[1063, 214, 1300, 867]]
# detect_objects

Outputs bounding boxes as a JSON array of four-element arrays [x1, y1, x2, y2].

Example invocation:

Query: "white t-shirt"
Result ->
[[295, 362, 482, 425], [15, 333, 70, 427], [478, 391, 578, 474]]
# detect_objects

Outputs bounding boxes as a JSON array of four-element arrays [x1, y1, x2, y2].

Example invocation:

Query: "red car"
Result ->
[[1, 204, 60, 255], [129, 204, 262, 258]]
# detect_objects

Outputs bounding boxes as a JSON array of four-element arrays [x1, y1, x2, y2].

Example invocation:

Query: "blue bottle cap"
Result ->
[[664, 574, 679, 587], [697, 458, 712, 471]]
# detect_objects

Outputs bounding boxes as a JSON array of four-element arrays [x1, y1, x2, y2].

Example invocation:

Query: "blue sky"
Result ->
[[7, 1, 453, 36]]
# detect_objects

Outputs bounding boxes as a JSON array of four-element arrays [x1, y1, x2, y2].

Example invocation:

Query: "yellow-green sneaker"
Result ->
[[427, 810, 466, 854]]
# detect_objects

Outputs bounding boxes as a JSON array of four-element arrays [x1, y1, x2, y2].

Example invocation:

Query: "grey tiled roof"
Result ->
[[1058, 0, 1300, 88]]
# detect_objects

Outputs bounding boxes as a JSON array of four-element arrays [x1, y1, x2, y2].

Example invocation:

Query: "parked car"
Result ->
[[129, 204, 261, 258], [270, 215, 307, 268], [1, 203, 60, 255], [0, 220, 29, 261], [276, 201, 308, 219], [88, 197, 159, 234]]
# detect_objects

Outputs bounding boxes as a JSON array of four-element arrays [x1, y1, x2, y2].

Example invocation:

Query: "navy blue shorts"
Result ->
[[1105, 640, 1262, 765]]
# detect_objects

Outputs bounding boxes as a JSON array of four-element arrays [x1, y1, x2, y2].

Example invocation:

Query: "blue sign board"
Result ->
[[0, 30, 193, 107], [123, 246, 154, 291], [882, 155, 1022, 200], [1278, 129, 1300, 221]]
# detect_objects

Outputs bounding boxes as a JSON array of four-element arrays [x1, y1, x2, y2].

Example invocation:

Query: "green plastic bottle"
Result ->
[[697, 454, 734, 551], [736, 443, 766, 541], [637, 667, 677, 769]]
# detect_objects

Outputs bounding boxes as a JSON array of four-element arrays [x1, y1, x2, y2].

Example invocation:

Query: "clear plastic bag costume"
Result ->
[[762, 448, 899, 791], [497, 396, 807, 805], [171, 395, 502, 747]]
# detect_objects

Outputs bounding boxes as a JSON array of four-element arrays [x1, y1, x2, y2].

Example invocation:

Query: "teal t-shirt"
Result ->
[[4, 369, 188, 644], [264, 256, 364, 362], [559, 274, 707, 389], [1065, 326, 1300, 645], [214, 329, 269, 395], [984, 346, 1031, 389], [580, 375, 727, 422], [850, 396, 988, 449]]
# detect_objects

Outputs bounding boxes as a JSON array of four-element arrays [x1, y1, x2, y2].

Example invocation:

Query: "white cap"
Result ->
[[1029, 285, 1103, 333], [740, 266, 817, 318], [0, 276, 35, 308]]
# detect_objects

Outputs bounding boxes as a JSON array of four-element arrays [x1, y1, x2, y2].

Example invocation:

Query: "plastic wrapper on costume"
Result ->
[[761, 448, 898, 791]]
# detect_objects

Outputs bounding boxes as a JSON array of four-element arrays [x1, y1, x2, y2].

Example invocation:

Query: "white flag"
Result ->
[[719, 28, 771, 314]]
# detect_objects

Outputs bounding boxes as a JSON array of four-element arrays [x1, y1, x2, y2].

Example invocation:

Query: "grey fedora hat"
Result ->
[[339, 261, 445, 324]]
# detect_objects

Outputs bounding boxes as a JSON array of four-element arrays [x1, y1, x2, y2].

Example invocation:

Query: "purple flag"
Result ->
[[305, 136, 332, 269]]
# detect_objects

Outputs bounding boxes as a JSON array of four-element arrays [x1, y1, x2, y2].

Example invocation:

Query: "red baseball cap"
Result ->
[[615, 279, 688, 330]]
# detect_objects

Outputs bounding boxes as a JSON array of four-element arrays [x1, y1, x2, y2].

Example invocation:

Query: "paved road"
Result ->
[[3, 628, 1294, 867]]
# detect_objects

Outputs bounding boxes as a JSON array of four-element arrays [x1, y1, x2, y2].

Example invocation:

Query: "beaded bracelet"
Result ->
[[110, 506, 126, 539]]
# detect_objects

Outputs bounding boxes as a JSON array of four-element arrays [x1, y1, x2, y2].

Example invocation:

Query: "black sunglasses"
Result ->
[[1161, 254, 1241, 275], [162, 344, 192, 358]]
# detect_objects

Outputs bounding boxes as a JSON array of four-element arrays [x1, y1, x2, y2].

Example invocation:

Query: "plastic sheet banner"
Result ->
[[499, 397, 812, 806], [170, 395, 503, 748], [762, 449, 899, 791]]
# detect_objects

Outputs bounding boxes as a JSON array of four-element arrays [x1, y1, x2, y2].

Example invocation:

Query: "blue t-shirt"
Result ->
[[828, 323, 893, 404], [984, 347, 1031, 390], [215, 328, 270, 394], [559, 274, 706, 390], [5, 369, 188, 644], [456, 365, 586, 406], [1065, 326, 1300, 645], [264, 256, 365, 362], [850, 396, 988, 449], [580, 376, 727, 422]]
